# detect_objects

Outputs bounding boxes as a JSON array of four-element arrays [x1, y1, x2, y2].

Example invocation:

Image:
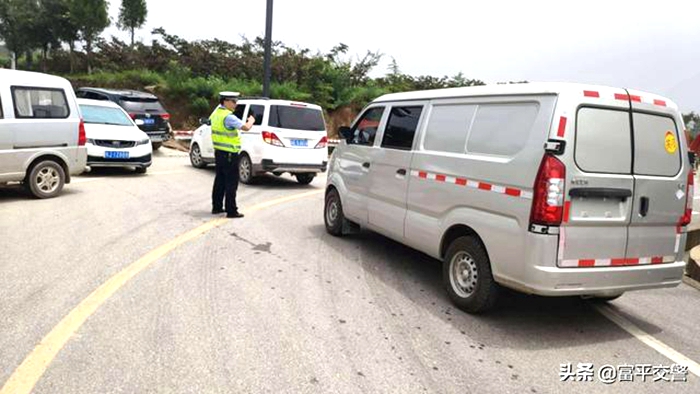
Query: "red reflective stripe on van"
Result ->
[[583, 90, 600, 98], [614, 93, 629, 101], [579, 259, 596, 267], [651, 256, 664, 264], [630, 95, 642, 103], [435, 174, 446, 182], [557, 117, 567, 138], [419, 171, 428, 179], [654, 99, 667, 107], [625, 258, 640, 265], [478, 183, 492, 191], [505, 187, 521, 197], [611, 258, 627, 266], [455, 178, 467, 186], [563, 201, 571, 223]]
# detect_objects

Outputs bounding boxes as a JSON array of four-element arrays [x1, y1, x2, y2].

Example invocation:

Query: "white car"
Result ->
[[189, 98, 328, 185], [78, 98, 153, 173]]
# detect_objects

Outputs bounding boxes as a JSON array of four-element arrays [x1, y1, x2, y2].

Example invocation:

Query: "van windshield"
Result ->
[[269, 105, 325, 131], [80, 105, 134, 127]]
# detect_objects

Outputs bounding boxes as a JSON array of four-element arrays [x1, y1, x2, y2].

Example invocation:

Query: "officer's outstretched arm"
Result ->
[[240, 115, 255, 131]]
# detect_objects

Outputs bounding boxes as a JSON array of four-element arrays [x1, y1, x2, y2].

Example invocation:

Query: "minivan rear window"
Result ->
[[632, 113, 681, 177], [12, 87, 69, 119], [269, 105, 325, 131], [119, 97, 165, 113], [575, 107, 632, 174]]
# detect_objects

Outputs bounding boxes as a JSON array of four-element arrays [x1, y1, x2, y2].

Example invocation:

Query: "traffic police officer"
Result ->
[[211, 91, 255, 218]]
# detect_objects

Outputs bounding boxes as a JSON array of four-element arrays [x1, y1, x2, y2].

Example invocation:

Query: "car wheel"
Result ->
[[239, 153, 254, 184], [190, 143, 206, 168], [134, 167, 148, 174], [26, 160, 65, 199], [583, 293, 624, 302], [296, 173, 315, 185], [324, 188, 347, 236], [152, 142, 162, 150], [443, 236, 499, 313]]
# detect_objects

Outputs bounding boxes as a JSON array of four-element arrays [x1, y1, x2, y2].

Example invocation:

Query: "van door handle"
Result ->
[[569, 187, 632, 200], [396, 168, 407, 176], [639, 197, 649, 217], [362, 162, 371, 169]]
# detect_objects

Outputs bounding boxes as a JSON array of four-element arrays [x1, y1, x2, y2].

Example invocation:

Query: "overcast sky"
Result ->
[[105, 0, 700, 112]]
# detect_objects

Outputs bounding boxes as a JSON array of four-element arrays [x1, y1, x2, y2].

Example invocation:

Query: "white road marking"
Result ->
[[594, 304, 700, 377]]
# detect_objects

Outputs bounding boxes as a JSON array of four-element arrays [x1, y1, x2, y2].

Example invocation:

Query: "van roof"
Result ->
[[373, 82, 677, 109], [0, 69, 72, 88]]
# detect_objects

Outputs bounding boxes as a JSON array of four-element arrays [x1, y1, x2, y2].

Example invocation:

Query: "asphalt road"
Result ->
[[1, 149, 699, 393]]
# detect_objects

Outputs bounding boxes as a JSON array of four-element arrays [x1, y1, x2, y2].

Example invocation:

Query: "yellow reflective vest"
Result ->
[[210, 106, 241, 153]]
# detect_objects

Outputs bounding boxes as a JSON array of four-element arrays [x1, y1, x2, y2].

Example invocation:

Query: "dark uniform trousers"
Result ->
[[212, 150, 240, 214]]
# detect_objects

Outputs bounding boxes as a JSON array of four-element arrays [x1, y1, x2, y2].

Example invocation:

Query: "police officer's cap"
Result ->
[[219, 91, 241, 101]]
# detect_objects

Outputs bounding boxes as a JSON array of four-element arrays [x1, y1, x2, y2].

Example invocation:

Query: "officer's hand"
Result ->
[[247, 116, 255, 124]]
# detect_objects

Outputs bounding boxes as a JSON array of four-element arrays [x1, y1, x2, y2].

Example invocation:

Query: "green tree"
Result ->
[[70, 0, 109, 74], [118, 0, 147, 47], [0, 0, 40, 69]]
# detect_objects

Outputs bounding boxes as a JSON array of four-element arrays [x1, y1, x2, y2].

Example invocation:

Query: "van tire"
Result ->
[[296, 173, 315, 185], [239, 153, 254, 184], [189, 143, 206, 168], [26, 160, 65, 199], [324, 188, 346, 236], [585, 293, 624, 302], [443, 236, 499, 313]]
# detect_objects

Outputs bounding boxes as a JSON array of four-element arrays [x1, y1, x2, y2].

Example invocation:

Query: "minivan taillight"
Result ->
[[128, 113, 137, 119], [680, 169, 694, 226], [78, 119, 86, 146], [161, 113, 171, 121], [530, 154, 566, 227], [262, 131, 284, 147], [315, 136, 328, 149]]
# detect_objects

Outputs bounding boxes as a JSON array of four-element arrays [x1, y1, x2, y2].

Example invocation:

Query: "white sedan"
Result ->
[[78, 98, 153, 173]]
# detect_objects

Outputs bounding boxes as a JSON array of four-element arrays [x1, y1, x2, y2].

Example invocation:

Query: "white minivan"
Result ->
[[325, 83, 692, 313], [0, 69, 87, 198], [189, 98, 328, 185]]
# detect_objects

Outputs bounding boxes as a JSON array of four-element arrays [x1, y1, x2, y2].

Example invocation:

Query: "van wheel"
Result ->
[[443, 236, 499, 313], [296, 173, 315, 185], [189, 143, 206, 168], [584, 293, 624, 302], [239, 153, 254, 184], [26, 160, 65, 199], [325, 188, 346, 236]]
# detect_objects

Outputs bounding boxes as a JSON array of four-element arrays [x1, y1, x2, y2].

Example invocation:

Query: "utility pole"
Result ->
[[262, 0, 273, 98]]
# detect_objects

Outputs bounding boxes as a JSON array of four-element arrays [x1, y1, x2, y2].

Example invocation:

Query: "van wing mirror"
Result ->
[[200, 117, 211, 126], [338, 126, 353, 141]]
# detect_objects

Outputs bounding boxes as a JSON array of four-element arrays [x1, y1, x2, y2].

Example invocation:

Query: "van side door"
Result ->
[[626, 91, 688, 264], [337, 106, 387, 225], [366, 103, 425, 239]]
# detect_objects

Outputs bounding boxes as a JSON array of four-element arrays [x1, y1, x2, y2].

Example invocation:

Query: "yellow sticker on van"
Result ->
[[665, 131, 678, 154]]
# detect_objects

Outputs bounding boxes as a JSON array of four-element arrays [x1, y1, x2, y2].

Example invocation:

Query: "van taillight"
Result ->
[[530, 154, 566, 226], [161, 113, 171, 120], [680, 169, 694, 226], [262, 131, 284, 147], [78, 119, 86, 146], [315, 136, 328, 149]]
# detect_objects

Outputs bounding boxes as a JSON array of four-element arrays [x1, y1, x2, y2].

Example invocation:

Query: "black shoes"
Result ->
[[226, 212, 245, 219]]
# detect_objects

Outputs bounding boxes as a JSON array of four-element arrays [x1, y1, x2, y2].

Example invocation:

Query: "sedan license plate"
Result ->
[[291, 139, 307, 147], [105, 151, 129, 159], [143, 118, 155, 125]]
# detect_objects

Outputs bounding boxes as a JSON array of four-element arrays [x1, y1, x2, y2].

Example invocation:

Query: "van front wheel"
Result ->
[[26, 160, 65, 199], [324, 188, 345, 236], [443, 236, 499, 313]]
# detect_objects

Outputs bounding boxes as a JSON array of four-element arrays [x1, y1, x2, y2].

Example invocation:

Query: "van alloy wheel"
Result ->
[[450, 252, 479, 298], [36, 167, 61, 194], [27, 160, 65, 199]]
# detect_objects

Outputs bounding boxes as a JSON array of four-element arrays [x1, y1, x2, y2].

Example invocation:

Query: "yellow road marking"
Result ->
[[0, 189, 323, 394], [595, 304, 700, 377]]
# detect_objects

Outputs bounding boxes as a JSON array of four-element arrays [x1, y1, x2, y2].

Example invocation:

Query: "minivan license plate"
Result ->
[[143, 118, 155, 125], [291, 139, 307, 147], [105, 151, 129, 159]]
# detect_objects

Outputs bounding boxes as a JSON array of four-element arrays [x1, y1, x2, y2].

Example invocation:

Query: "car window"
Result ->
[[575, 107, 632, 174], [633, 112, 681, 177], [381, 106, 423, 150], [84, 92, 108, 101], [80, 105, 134, 127], [119, 97, 166, 112], [12, 87, 70, 119], [269, 105, 325, 131], [466, 102, 539, 157], [233, 104, 247, 120], [249, 104, 265, 125], [350, 107, 385, 146]]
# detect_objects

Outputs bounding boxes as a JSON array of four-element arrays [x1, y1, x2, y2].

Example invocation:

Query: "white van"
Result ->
[[189, 98, 328, 185], [325, 83, 692, 313], [0, 69, 87, 198]]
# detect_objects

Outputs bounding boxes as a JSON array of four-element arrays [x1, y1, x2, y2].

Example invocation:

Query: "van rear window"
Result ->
[[119, 97, 165, 113], [269, 105, 325, 131], [632, 113, 681, 177], [12, 87, 69, 119], [575, 108, 632, 174]]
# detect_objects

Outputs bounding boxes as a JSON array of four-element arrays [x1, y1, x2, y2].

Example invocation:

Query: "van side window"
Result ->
[[233, 104, 247, 120], [12, 87, 70, 119], [381, 106, 423, 150], [249, 104, 265, 125], [575, 107, 632, 174], [632, 113, 681, 177], [350, 107, 384, 146], [466, 103, 539, 156], [424, 104, 477, 153]]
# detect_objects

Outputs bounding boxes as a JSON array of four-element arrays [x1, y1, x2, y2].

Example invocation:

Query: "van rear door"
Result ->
[[625, 90, 687, 264], [559, 88, 635, 267]]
